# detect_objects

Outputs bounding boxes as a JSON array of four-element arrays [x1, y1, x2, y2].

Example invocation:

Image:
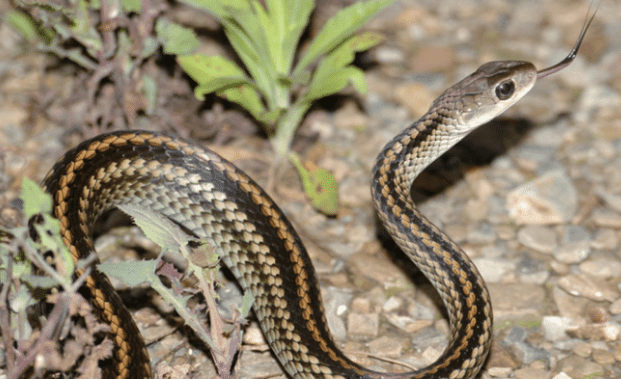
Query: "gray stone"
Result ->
[[558, 274, 619, 302], [591, 208, 621, 228], [347, 312, 379, 337], [517, 225, 557, 253], [541, 316, 574, 341], [579, 257, 621, 279], [554, 240, 591, 264], [474, 257, 516, 283], [507, 170, 577, 225]]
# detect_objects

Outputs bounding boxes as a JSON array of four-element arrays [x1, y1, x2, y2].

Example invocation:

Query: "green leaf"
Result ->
[[117, 203, 193, 252], [142, 74, 157, 115], [218, 85, 266, 121], [289, 153, 338, 216], [31, 214, 75, 279], [71, 0, 104, 57], [176, 0, 391, 159], [22, 274, 59, 290], [9, 286, 34, 313], [220, 9, 278, 105], [194, 76, 258, 99], [334, 31, 384, 68], [249, 2, 276, 64], [257, 108, 282, 126], [273, 0, 314, 71], [98, 259, 159, 287], [303, 32, 382, 102], [240, 290, 254, 319], [10, 252, 33, 280], [304, 66, 367, 103], [99, 204, 216, 349], [294, 0, 393, 76], [88, 0, 102, 10], [141, 36, 160, 58], [121, 0, 141, 13], [178, 54, 266, 119], [155, 19, 200, 55], [178, 55, 245, 88], [5, 10, 40, 42], [177, 0, 251, 20], [21, 178, 52, 219], [218, 20, 274, 106]]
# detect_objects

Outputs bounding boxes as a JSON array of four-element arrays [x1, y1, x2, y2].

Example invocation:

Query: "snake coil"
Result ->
[[39, 7, 596, 379]]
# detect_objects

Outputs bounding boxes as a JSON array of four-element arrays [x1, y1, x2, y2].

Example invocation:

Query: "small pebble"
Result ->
[[347, 312, 379, 337], [474, 257, 516, 283], [609, 298, 621, 315], [554, 241, 590, 264], [567, 323, 620, 342], [592, 348, 615, 365], [558, 274, 619, 302], [579, 257, 621, 279], [487, 367, 513, 377], [374, 46, 405, 64], [571, 341, 592, 358], [242, 323, 267, 346], [368, 335, 406, 358], [351, 297, 372, 314], [507, 170, 578, 225], [517, 225, 557, 253], [542, 316, 574, 341], [591, 208, 621, 228], [556, 356, 604, 379], [514, 367, 550, 379], [590, 228, 618, 250], [421, 346, 442, 365], [382, 296, 403, 312]]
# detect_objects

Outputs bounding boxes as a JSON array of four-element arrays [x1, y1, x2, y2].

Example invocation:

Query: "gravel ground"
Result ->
[[1, 1, 620, 379]]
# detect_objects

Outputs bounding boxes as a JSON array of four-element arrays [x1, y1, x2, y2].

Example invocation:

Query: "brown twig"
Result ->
[[340, 349, 420, 372], [9, 293, 72, 379], [0, 250, 16, 374]]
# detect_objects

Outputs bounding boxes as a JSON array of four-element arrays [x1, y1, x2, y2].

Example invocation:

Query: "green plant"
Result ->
[[0, 179, 109, 378], [289, 152, 339, 215], [7, 0, 199, 127], [0, 179, 251, 378], [101, 203, 253, 379], [177, 0, 392, 157], [8, 0, 393, 215]]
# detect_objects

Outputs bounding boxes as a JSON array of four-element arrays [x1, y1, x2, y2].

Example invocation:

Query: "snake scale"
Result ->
[[37, 6, 596, 379]]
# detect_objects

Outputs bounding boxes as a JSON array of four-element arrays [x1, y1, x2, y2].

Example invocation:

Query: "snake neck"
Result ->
[[373, 113, 467, 198], [370, 117, 494, 378]]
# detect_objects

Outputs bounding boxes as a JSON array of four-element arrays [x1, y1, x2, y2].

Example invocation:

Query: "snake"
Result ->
[[37, 7, 596, 379]]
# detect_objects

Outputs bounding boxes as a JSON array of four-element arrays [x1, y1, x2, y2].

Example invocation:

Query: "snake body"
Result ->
[[39, 9, 595, 379]]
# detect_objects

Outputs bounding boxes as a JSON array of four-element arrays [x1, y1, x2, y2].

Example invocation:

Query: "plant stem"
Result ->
[[273, 78, 290, 109], [270, 101, 311, 157], [0, 252, 15, 375]]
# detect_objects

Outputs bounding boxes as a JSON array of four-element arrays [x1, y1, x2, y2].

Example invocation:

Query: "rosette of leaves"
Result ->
[[178, 0, 391, 157], [177, 0, 393, 214]]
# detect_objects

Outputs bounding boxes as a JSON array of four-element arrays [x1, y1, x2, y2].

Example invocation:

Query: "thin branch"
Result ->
[[0, 251, 16, 374], [340, 349, 420, 372], [9, 293, 71, 379]]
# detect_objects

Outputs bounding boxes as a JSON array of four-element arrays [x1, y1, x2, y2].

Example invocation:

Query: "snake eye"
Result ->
[[495, 80, 515, 100]]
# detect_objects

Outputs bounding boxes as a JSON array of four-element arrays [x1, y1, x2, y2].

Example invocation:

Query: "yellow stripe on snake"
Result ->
[[40, 8, 595, 379]]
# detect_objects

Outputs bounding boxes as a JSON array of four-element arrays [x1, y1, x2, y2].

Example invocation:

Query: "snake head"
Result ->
[[433, 1, 597, 135], [454, 60, 537, 129]]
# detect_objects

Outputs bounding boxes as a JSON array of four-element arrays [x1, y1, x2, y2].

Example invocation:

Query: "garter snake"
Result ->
[[38, 8, 595, 379]]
